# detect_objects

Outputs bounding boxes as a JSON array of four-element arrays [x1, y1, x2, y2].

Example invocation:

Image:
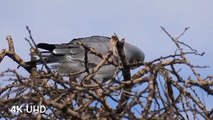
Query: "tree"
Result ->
[[0, 27, 212, 120]]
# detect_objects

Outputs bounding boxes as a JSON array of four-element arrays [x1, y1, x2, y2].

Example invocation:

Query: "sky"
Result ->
[[0, 0, 212, 116]]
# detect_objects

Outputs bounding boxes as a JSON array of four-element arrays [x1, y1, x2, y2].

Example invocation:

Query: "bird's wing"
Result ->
[[35, 36, 112, 73], [70, 36, 111, 64]]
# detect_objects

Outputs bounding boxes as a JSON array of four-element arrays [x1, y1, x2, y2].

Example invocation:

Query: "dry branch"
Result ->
[[0, 36, 32, 73], [0, 28, 212, 120]]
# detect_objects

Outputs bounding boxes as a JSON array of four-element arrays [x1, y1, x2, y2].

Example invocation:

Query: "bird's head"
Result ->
[[124, 42, 145, 68]]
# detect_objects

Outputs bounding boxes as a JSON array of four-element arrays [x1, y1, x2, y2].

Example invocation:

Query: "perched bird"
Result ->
[[30, 36, 145, 83]]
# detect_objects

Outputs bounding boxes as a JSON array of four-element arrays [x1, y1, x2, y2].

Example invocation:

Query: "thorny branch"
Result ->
[[0, 27, 212, 120]]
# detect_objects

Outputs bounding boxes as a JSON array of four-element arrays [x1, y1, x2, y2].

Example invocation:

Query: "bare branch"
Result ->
[[0, 29, 212, 119]]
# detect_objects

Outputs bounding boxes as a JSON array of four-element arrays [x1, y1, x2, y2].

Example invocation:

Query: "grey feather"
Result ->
[[32, 36, 145, 83]]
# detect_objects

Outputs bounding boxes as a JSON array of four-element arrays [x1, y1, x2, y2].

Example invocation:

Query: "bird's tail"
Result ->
[[27, 43, 66, 65]]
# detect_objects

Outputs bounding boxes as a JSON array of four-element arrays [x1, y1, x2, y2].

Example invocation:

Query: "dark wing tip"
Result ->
[[37, 43, 56, 51]]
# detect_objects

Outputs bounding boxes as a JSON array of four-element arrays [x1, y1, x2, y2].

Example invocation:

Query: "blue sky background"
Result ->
[[0, 0, 212, 115]]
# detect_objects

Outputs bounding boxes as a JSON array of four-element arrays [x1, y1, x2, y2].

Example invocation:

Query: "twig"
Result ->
[[0, 36, 32, 73], [26, 26, 52, 74]]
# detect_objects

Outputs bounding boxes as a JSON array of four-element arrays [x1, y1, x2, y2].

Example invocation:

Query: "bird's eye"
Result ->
[[129, 59, 140, 64], [137, 59, 142, 62]]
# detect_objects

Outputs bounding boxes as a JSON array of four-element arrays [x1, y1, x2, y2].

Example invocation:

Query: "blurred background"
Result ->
[[0, 0, 212, 113]]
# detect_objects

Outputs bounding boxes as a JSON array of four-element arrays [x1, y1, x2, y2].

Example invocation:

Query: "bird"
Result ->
[[30, 36, 145, 83]]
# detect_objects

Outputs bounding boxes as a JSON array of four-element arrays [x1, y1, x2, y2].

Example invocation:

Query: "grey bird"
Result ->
[[31, 36, 145, 83]]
